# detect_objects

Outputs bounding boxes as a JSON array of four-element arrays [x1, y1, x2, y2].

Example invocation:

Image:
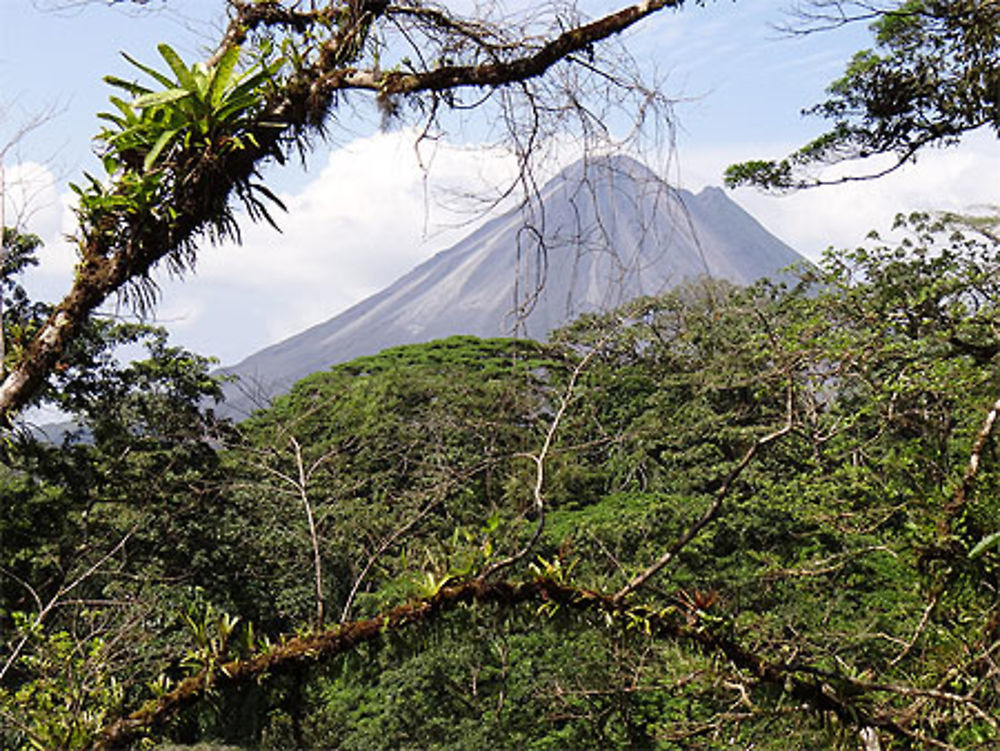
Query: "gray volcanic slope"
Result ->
[[219, 155, 807, 417]]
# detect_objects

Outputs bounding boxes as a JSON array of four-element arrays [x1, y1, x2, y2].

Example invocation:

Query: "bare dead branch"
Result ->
[[942, 388, 1000, 533], [250, 432, 340, 630], [290, 435, 326, 629], [482, 337, 607, 578]]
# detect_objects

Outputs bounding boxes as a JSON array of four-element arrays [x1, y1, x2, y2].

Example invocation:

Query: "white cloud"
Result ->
[[2, 161, 61, 240], [14, 130, 531, 364], [3, 161, 80, 301], [197, 130, 521, 285], [152, 130, 525, 362]]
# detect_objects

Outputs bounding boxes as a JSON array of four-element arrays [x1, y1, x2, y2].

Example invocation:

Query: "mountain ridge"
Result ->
[[218, 155, 808, 418]]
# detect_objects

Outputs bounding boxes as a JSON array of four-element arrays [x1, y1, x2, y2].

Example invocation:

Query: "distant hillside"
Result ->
[[218, 155, 808, 418]]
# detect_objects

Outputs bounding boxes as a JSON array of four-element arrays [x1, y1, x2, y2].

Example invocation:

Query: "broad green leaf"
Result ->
[[192, 62, 212, 99], [101, 154, 122, 175], [969, 531, 1000, 559], [157, 43, 197, 92], [209, 45, 241, 108], [143, 127, 181, 171], [214, 97, 262, 125], [103, 74, 153, 96], [134, 88, 191, 109], [228, 70, 272, 102], [96, 112, 126, 129], [108, 95, 140, 123]]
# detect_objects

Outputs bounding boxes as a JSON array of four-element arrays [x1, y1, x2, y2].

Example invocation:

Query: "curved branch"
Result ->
[[614, 380, 796, 602], [482, 338, 607, 578], [0, 529, 136, 684], [322, 0, 682, 97], [90, 572, 918, 751]]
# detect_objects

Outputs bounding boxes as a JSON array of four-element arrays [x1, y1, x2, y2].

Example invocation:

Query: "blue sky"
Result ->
[[1, 1, 996, 365]]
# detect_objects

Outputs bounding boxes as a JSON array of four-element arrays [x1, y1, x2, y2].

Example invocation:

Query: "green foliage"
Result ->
[[156, 216, 993, 749], [221, 336, 564, 630], [62, 42, 288, 315], [0, 314, 233, 750], [0, 229, 48, 373], [298, 608, 646, 751], [98, 44, 282, 176], [969, 530, 1000, 559], [0, 623, 123, 751]]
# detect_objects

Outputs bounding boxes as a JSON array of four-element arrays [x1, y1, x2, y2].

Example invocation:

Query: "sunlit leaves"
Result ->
[[98, 43, 282, 175]]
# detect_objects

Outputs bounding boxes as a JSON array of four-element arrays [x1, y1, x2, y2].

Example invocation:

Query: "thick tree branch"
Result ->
[[323, 0, 682, 96], [91, 571, 920, 750], [0, 0, 681, 424]]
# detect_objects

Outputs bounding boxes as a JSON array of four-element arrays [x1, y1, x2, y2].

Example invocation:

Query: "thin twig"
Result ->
[[1, 529, 135, 683], [888, 593, 938, 668], [482, 338, 607, 578], [340, 486, 451, 623]]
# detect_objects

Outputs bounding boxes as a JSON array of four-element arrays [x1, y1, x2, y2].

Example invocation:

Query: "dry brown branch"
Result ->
[[942, 388, 1000, 533]]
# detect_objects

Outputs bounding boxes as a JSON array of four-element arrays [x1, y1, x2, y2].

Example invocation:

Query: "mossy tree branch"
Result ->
[[92, 574, 923, 751]]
